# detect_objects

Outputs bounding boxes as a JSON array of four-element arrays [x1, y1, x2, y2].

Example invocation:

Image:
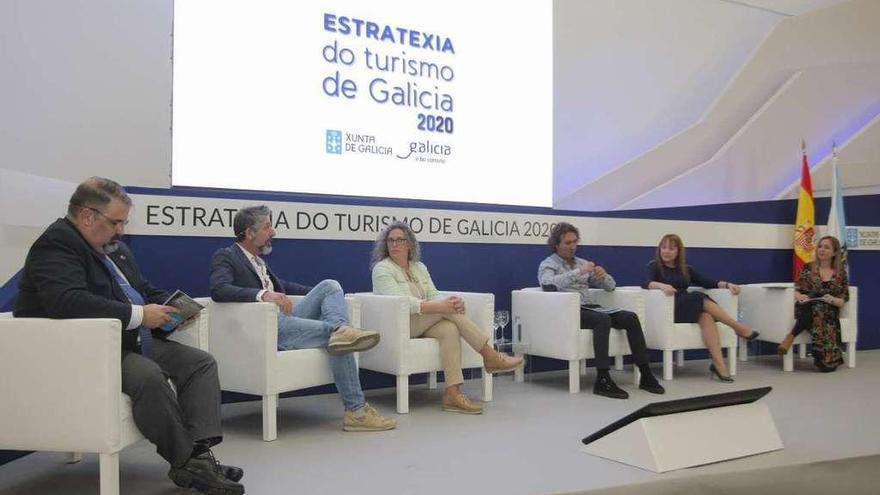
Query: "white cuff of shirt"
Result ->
[[256, 289, 267, 302], [128, 304, 144, 330]]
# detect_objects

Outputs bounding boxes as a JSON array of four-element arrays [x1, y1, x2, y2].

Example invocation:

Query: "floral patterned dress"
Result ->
[[796, 264, 850, 368]]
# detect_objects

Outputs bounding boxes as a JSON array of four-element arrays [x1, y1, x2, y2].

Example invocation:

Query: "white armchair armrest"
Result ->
[[351, 293, 411, 376], [639, 288, 676, 348], [170, 301, 210, 351], [841, 286, 858, 321], [511, 288, 580, 360], [438, 291, 494, 338], [204, 300, 280, 393], [0, 318, 128, 453]]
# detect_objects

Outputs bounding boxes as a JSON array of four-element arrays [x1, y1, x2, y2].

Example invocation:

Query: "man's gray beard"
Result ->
[[103, 241, 120, 254], [259, 244, 273, 256]]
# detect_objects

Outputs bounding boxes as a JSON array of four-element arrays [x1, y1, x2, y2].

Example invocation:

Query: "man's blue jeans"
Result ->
[[277, 279, 365, 411]]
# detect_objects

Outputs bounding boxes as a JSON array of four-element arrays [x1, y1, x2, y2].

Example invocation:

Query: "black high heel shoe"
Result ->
[[709, 364, 735, 383], [745, 330, 761, 341]]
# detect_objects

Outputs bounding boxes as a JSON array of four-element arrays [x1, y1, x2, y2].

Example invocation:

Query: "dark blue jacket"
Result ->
[[209, 244, 312, 303], [15, 218, 169, 351]]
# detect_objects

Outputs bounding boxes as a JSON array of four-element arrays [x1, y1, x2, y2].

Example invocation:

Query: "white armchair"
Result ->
[[352, 291, 493, 414], [0, 309, 208, 495], [511, 288, 641, 393], [639, 287, 738, 380], [739, 284, 858, 371], [199, 295, 361, 441]]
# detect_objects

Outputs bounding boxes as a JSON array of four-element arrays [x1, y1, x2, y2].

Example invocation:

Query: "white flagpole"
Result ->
[[826, 142, 848, 262]]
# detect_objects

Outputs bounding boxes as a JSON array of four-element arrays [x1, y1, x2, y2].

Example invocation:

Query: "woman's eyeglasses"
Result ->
[[387, 237, 409, 246]]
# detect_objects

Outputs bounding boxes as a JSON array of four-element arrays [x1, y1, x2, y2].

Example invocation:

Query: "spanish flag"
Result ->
[[793, 140, 816, 280]]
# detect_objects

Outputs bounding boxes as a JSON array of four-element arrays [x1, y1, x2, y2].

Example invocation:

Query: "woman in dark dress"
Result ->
[[642, 234, 759, 382], [776, 236, 849, 372]]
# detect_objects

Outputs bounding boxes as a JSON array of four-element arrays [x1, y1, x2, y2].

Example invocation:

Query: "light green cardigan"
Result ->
[[371, 258, 442, 315]]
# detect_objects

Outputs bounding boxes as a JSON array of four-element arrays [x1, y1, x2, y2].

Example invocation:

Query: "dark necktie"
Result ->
[[99, 255, 153, 357]]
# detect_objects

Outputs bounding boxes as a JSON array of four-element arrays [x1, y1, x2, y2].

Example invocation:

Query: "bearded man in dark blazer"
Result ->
[[15, 177, 244, 495], [209, 205, 396, 432]]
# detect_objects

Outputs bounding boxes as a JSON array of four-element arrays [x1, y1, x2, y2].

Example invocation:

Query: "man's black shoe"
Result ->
[[168, 451, 245, 495], [593, 376, 629, 399], [220, 464, 244, 483], [638, 374, 665, 395]]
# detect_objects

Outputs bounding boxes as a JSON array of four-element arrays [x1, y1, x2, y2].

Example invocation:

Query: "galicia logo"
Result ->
[[396, 139, 452, 164], [325, 130, 342, 154], [846, 227, 858, 248]]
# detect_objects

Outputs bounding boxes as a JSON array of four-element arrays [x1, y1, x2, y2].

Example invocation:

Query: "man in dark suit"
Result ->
[[209, 205, 395, 432], [15, 177, 244, 495]]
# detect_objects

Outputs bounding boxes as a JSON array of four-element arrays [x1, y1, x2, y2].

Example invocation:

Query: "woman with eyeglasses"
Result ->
[[777, 235, 849, 372], [371, 221, 523, 414], [643, 234, 760, 382]]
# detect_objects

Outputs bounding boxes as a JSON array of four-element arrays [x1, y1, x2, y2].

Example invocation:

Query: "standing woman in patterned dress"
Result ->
[[777, 236, 849, 372]]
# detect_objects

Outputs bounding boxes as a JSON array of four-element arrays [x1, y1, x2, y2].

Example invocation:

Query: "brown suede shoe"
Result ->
[[777, 333, 795, 355], [442, 393, 483, 414], [328, 326, 380, 355], [343, 404, 397, 432], [484, 351, 524, 374]]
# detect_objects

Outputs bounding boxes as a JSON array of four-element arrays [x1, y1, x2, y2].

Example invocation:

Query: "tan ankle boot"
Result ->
[[777, 334, 795, 355]]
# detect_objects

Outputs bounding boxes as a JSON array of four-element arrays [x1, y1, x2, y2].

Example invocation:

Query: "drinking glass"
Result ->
[[494, 310, 510, 346]]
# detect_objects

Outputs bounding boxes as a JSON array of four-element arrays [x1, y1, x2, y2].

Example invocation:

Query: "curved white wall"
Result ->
[[778, 113, 880, 199], [553, 0, 781, 204], [555, 0, 880, 210], [624, 63, 880, 209]]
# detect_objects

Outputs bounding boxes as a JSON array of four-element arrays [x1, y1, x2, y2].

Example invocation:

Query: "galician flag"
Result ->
[[826, 142, 848, 266], [793, 139, 816, 281]]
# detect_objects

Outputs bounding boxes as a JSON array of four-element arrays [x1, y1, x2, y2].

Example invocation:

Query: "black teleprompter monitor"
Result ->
[[582, 386, 772, 446]]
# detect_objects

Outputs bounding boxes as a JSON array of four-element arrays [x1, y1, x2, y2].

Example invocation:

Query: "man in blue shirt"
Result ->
[[539, 222, 664, 399]]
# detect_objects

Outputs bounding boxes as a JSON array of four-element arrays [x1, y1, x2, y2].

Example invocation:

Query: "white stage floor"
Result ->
[[2, 351, 880, 494]]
